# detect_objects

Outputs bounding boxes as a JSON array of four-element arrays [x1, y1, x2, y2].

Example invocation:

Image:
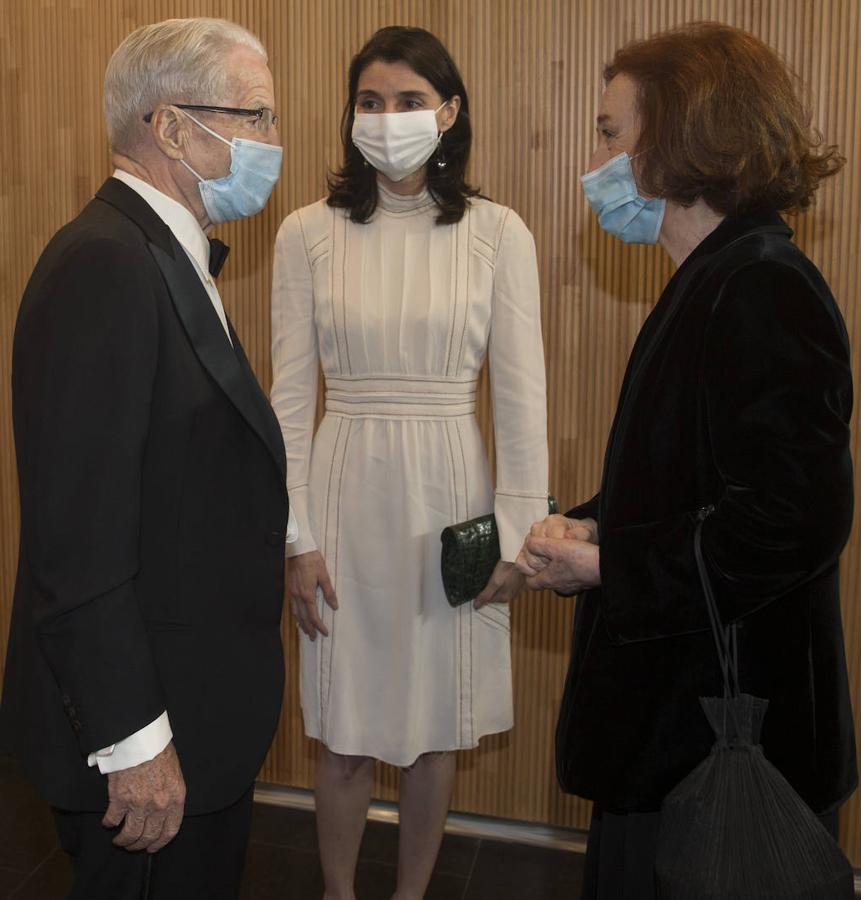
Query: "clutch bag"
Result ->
[[440, 496, 558, 607]]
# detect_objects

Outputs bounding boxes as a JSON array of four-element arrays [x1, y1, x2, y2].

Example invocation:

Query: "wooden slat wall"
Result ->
[[2, 0, 861, 857]]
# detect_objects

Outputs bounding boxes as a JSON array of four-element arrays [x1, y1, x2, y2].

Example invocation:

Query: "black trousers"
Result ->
[[53, 785, 254, 900], [581, 806, 841, 900]]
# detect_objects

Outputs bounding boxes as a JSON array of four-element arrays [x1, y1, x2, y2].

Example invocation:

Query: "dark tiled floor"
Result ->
[[0, 755, 584, 898]]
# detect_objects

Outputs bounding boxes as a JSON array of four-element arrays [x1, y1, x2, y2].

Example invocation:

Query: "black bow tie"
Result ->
[[208, 238, 230, 277]]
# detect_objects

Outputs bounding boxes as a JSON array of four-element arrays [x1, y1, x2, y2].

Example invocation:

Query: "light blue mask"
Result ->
[[580, 152, 666, 244], [181, 112, 283, 224]]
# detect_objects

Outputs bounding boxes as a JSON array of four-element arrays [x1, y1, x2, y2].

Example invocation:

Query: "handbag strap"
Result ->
[[694, 509, 740, 699]]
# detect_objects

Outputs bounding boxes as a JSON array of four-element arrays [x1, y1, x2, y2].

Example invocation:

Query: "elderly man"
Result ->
[[0, 18, 290, 900]]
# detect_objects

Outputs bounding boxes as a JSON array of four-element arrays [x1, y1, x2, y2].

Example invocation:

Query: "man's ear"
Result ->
[[150, 106, 187, 160]]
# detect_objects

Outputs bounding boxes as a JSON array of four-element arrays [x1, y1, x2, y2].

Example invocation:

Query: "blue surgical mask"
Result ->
[[181, 112, 283, 224], [580, 152, 666, 244]]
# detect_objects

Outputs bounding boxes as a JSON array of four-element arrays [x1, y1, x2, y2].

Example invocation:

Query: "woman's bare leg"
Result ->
[[393, 751, 457, 899], [315, 744, 376, 900]]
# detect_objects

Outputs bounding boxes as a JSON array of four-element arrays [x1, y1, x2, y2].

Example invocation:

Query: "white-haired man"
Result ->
[[0, 18, 291, 899]]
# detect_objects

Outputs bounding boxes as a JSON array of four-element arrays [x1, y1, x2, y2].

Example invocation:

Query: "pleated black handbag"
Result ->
[[654, 509, 855, 900]]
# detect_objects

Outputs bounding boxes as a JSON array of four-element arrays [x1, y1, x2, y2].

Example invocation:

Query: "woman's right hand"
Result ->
[[287, 551, 338, 641]]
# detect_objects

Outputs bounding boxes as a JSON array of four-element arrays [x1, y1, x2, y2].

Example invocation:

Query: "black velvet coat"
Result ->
[[1, 179, 288, 815], [556, 209, 857, 815]]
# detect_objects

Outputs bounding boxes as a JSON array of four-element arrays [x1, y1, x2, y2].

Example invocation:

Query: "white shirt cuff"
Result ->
[[286, 504, 299, 544], [86, 711, 172, 774]]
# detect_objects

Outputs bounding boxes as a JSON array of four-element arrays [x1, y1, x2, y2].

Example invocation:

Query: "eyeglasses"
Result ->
[[143, 103, 278, 133]]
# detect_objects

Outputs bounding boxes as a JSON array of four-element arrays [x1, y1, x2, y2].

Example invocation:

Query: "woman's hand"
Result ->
[[530, 513, 598, 543], [474, 560, 525, 609], [287, 551, 338, 640], [516, 536, 601, 595], [516, 515, 601, 594]]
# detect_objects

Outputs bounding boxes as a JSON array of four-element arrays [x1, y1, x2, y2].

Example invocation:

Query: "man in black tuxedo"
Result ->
[[1, 17, 291, 900]]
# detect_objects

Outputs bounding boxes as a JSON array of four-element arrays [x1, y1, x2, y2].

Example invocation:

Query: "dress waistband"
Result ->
[[325, 375, 477, 418]]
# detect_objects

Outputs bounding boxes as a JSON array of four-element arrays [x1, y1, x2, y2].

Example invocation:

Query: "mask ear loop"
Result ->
[[178, 108, 232, 182], [182, 109, 232, 147], [180, 159, 206, 182], [627, 148, 661, 203]]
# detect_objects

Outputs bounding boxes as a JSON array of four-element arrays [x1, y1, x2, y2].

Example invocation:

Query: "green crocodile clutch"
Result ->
[[440, 496, 559, 607]]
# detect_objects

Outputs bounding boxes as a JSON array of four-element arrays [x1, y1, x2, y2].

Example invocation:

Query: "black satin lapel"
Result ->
[[148, 239, 284, 479], [229, 322, 287, 481]]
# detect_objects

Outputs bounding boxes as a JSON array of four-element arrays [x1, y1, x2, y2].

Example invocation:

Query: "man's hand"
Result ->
[[474, 560, 524, 609], [287, 551, 338, 640], [516, 535, 601, 594], [103, 741, 186, 853]]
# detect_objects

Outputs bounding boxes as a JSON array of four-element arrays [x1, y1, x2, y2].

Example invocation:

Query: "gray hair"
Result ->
[[104, 17, 267, 153]]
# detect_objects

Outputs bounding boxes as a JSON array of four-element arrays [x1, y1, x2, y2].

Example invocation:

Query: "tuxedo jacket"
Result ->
[[1, 178, 288, 815], [556, 209, 857, 814]]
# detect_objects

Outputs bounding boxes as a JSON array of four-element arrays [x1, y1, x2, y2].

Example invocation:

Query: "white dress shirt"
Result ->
[[112, 169, 233, 343]]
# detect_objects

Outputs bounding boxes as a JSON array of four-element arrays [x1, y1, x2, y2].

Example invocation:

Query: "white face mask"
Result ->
[[351, 102, 447, 182]]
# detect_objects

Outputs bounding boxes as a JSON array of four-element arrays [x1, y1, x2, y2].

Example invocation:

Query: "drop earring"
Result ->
[[435, 143, 447, 170]]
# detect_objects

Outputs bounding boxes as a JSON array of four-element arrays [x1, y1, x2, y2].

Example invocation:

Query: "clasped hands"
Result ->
[[515, 514, 601, 594], [288, 513, 600, 638]]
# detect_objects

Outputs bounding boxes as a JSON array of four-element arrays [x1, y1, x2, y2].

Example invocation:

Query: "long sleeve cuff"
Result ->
[[285, 484, 318, 557], [566, 494, 600, 525], [87, 710, 172, 774], [286, 505, 299, 544], [495, 491, 551, 562]]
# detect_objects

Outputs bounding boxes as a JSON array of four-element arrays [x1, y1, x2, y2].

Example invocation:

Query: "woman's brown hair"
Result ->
[[606, 22, 844, 216]]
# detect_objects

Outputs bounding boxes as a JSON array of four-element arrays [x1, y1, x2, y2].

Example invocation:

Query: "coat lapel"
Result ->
[[95, 178, 287, 485], [147, 239, 287, 484], [229, 320, 287, 479], [598, 212, 792, 523]]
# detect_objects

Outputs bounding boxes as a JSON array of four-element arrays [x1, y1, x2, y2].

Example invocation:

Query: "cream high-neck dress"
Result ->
[[271, 183, 548, 766]]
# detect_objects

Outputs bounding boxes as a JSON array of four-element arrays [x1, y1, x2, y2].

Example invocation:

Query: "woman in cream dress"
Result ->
[[271, 26, 548, 899]]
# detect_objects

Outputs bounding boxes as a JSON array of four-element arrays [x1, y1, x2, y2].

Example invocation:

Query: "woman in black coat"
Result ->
[[518, 22, 856, 898]]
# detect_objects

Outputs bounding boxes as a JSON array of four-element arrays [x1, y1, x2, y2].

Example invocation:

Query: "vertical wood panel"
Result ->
[[2, 0, 861, 858]]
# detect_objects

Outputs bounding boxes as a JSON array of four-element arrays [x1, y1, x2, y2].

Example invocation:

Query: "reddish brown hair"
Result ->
[[605, 22, 843, 215]]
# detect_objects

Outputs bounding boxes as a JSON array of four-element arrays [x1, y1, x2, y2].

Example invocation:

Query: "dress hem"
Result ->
[[303, 722, 514, 768]]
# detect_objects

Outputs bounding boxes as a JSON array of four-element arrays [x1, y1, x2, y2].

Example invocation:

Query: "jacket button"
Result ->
[[265, 530, 283, 547]]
